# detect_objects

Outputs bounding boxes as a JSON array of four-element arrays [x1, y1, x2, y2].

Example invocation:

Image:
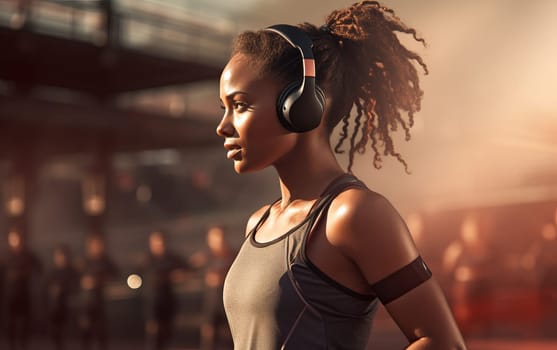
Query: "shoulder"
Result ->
[[325, 187, 419, 284], [327, 187, 401, 236], [245, 204, 272, 237]]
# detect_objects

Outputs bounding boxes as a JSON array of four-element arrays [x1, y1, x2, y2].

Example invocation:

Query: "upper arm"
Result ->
[[328, 190, 419, 285], [328, 190, 466, 348]]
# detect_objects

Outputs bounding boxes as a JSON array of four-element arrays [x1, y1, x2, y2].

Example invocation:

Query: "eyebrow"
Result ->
[[223, 91, 248, 100]]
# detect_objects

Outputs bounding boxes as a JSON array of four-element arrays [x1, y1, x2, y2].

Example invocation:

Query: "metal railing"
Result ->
[[0, 0, 236, 64]]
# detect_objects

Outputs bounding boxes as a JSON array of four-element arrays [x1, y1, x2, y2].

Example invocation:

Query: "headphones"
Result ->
[[265, 24, 325, 133]]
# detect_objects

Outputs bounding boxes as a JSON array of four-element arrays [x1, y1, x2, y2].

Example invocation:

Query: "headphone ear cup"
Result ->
[[315, 85, 325, 112], [276, 81, 301, 132], [276, 82, 326, 133], [301, 85, 325, 132]]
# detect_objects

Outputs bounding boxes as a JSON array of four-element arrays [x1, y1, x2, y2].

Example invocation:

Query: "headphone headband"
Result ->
[[265, 24, 315, 59]]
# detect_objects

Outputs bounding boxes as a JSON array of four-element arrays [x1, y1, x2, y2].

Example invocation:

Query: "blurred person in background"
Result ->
[[189, 225, 234, 350], [442, 215, 495, 337], [140, 230, 190, 350], [0, 254, 4, 342], [99, 0, 115, 45], [77, 233, 118, 350], [11, 0, 32, 29], [526, 221, 557, 336], [3, 228, 42, 350], [535, 223, 557, 300], [215, 1, 466, 349], [44, 244, 80, 350]]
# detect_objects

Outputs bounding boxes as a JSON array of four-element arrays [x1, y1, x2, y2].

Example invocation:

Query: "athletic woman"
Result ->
[[217, 1, 467, 349]]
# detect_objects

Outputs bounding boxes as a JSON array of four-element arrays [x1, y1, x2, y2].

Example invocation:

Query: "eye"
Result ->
[[233, 101, 248, 112]]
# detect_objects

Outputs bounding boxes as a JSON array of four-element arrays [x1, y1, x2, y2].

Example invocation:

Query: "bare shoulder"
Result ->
[[327, 187, 402, 238], [326, 187, 419, 284], [245, 204, 272, 237]]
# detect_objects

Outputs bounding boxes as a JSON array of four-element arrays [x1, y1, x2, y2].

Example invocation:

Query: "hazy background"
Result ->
[[1, 0, 556, 348], [180, 0, 557, 213]]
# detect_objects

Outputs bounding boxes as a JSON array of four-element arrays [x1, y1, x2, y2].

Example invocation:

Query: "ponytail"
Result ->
[[320, 1, 428, 172]]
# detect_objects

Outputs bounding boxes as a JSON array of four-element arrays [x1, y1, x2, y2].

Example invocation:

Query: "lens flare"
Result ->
[[127, 274, 143, 289]]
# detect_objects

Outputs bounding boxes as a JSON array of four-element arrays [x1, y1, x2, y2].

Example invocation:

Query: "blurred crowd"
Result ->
[[2, 203, 557, 350], [0, 225, 235, 350], [422, 206, 557, 339]]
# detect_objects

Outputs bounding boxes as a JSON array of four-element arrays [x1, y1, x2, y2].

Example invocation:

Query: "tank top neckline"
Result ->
[[249, 173, 355, 248]]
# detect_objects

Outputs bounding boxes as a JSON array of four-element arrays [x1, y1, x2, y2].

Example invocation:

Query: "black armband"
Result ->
[[371, 256, 432, 304]]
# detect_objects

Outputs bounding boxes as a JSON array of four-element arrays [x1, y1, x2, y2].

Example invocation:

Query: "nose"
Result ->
[[216, 112, 235, 137]]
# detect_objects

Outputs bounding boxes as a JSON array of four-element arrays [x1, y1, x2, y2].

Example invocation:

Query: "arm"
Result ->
[[386, 279, 465, 349], [329, 190, 466, 350]]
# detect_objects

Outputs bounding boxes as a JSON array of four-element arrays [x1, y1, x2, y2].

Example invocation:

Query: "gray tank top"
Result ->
[[223, 174, 379, 350]]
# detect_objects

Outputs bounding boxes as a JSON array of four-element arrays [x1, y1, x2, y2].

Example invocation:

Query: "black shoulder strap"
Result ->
[[247, 198, 281, 238], [300, 174, 367, 255], [319, 173, 363, 197]]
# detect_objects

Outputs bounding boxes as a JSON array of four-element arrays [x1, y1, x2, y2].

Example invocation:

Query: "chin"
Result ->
[[233, 161, 248, 174], [233, 160, 266, 174], [234, 164, 252, 174]]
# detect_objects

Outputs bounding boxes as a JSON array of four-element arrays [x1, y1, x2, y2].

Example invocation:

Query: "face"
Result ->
[[54, 248, 68, 268], [460, 216, 480, 245], [207, 226, 226, 253], [217, 54, 297, 173], [87, 237, 104, 258], [8, 230, 22, 252], [149, 231, 166, 256]]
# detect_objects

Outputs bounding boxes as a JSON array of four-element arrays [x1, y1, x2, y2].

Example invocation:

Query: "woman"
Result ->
[[141, 230, 190, 350], [77, 234, 118, 350], [45, 244, 79, 350], [4, 229, 42, 350], [198, 225, 234, 350], [217, 1, 466, 349]]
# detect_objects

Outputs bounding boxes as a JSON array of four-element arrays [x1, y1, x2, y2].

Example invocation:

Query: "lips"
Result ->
[[224, 142, 242, 160], [227, 148, 241, 160]]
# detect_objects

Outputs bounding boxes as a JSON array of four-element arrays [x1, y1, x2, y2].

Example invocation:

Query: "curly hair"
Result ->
[[231, 1, 428, 173]]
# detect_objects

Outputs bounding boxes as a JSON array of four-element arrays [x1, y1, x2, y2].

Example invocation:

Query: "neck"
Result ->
[[274, 134, 345, 210]]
